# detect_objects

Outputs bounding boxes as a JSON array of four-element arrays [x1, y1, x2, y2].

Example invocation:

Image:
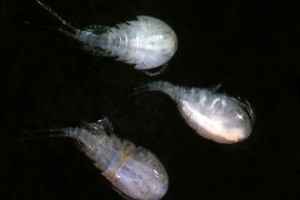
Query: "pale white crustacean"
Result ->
[[48, 118, 169, 200], [137, 81, 255, 144], [35, 0, 178, 75]]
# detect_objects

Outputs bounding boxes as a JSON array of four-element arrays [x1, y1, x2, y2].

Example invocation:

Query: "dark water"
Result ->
[[1, 0, 300, 199]]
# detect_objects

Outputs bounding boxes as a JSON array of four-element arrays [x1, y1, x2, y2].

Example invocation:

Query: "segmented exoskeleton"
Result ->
[[35, 0, 178, 76]]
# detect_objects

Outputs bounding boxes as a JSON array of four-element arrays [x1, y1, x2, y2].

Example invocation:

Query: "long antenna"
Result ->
[[35, 0, 79, 37]]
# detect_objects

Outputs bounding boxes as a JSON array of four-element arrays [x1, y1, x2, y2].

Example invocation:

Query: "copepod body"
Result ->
[[138, 81, 255, 144], [35, 0, 178, 75], [51, 119, 169, 200]]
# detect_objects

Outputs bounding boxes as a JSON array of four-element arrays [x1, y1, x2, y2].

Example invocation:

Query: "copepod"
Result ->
[[35, 0, 178, 76], [136, 81, 255, 144], [44, 118, 169, 200]]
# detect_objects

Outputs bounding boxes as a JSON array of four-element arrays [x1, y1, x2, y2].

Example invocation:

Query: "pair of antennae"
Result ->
[[25, 0, 78, 37]]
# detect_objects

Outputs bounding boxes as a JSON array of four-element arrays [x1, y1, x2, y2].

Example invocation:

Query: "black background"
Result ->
[[1, 0, 300, 199]]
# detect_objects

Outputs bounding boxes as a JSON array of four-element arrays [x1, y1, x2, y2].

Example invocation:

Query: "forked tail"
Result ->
[[134, 81, 186, 102], [134, 81, 174, 95], [21, 126, 86, 141], [21, 128, 69, 141], [35, 0, 80, 39]]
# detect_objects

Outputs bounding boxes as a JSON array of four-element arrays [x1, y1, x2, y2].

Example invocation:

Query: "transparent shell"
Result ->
[[62, 119, 168, 200], [139, 81, 255, 144]]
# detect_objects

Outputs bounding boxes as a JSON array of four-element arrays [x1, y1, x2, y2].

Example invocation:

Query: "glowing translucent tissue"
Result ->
[[137, 81, 255, 144], [35, 0, 178, 76], [49, 119, 169, 200]]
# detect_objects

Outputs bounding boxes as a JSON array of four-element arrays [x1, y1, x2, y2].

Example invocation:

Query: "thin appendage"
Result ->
[[134, 81, 174, 97], [232, 97, 256, 125], [142, 63, 169, 76], [23, 20, 61, 32], [141, 81, 178, 95], [243, 100, 256, 125], [21, 128, 69, 141], [28, 127, 85, 139], [36, 0, 79, 37], [133, 85, 149, 95], [210, 83, 222, 92]]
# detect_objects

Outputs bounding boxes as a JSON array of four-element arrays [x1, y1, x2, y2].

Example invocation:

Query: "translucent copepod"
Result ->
[[137, 81, 255, 144], [47, 118, 169, 200], [35, 0, 178, 76]]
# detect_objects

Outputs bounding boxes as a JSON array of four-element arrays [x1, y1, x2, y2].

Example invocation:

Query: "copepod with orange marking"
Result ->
[[34, 0, 178, 76], [136, 81, 255, 144], [38, 118, 169, 200]]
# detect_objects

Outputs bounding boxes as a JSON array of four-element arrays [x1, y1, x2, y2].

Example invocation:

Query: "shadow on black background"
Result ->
[[1, 0, 300, 199]]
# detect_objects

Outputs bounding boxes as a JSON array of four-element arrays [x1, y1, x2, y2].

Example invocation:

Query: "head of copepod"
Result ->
[[111, 146, 169, 200]]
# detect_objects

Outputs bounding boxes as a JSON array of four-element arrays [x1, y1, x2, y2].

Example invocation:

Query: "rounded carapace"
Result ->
[[35, 0, 178, 76], [136, 81, 255, 144], [98, 15, 178, 72]]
